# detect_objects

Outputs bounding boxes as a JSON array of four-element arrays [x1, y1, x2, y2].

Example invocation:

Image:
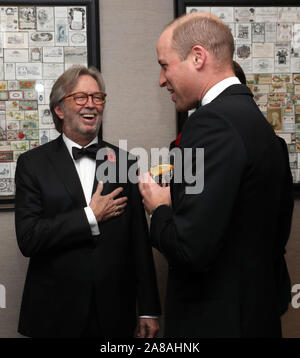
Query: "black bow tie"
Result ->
[[72, 144, 98, 160]]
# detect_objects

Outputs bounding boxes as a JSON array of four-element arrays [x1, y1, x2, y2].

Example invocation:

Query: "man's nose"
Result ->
[[159, 69, 167, 87], [85, 94, 96, 107]]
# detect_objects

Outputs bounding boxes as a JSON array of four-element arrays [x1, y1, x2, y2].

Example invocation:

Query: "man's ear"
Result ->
[[191, 45, 206, 70], [54, 105, 64, 119]]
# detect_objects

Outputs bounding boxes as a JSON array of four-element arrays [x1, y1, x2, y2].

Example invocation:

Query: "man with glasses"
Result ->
[[15, 66, 160, 338]]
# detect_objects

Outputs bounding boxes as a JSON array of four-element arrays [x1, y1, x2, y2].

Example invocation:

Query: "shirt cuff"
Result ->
[[84, 206, 100, 236]]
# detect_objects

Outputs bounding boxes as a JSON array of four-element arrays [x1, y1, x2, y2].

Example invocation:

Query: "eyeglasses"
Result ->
[[62, 92, 107, 105]]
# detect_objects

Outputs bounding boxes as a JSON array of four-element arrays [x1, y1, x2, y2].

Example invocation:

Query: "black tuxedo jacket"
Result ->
[[151, 84, 293, 338], [15, 135, 160, 338]]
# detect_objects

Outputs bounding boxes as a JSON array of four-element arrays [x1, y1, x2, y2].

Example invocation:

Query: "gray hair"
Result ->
[[49, 66, 105, 133]]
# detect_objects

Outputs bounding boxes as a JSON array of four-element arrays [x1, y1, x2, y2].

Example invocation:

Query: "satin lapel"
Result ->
[[92, 141, 105, 194], [93, 141, 119, 195], [47, 135, 87, 207]]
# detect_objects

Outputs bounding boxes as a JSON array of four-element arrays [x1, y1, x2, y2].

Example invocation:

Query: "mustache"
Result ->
[[79, 109, 100, 115]]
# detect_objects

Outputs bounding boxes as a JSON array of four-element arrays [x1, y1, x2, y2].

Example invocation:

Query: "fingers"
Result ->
[[107, 197, 127, 213], [112, 202, 126, 215], [138, 172, 149, 185], [115, 202, 127, 211], [136, 323, 146, 339], [135, 319, 159, 338], [101, 199, 127, 222], [147, 323, 159, 338], [94, 184, 123, 199], [138, 173, 147, 194], [109, 186, 124, 199], [139, 172, 157, 194], [114, 196, 127, 206], [138, 178, 143, 194], [115, 208, 125, 216], [102, 208, 125, 222], [95, 181, 103, 195]]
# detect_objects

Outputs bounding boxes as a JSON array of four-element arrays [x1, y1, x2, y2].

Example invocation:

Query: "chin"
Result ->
[[84, 128, 99, 137], [81, 122, 101, 134], [176, 103, 196, 112], [174, 95, 197, 111]]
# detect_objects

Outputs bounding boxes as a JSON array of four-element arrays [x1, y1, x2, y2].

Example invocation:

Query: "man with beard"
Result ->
[[15, 66, 160, 338]]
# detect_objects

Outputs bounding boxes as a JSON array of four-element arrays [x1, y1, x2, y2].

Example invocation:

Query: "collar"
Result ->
[[201, 77, 241, 106], [62, 133, 98, 158]]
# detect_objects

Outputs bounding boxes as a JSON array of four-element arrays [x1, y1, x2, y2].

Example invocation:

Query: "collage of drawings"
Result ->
[[0, 6, 88, 195], [186, 6, 300, 183]]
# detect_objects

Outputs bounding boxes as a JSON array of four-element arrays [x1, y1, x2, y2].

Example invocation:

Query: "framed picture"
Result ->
[[0, 0, 100, 210], [175, 0, 300, 187]]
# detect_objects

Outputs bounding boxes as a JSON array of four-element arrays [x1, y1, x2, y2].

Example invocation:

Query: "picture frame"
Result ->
[[175, 0, 300, 188], [0, 0, 100, 210]]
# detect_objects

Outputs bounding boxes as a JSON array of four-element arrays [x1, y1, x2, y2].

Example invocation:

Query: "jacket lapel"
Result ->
[[47, 136, 123, 205], [92, 140, 119, 196], [47, 135, 87, 207]]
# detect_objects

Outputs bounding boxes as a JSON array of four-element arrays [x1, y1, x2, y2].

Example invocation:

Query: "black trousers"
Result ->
[[81, 287, 102, 338]]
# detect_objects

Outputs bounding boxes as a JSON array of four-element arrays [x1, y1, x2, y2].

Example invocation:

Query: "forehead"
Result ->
[[157, 28, 182, 65], [157, 28, 173, 54], [72, 74, 100, 92]]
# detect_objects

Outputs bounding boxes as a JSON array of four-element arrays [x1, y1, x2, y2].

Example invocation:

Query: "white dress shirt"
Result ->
[[201, 76, 241, 106], [62, 133, 100, 236]]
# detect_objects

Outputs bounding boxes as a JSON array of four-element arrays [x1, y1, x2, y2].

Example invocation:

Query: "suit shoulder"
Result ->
[[182, 103, 248, 160], [186, 104, 235, 133], [188, 89, 269, 137]]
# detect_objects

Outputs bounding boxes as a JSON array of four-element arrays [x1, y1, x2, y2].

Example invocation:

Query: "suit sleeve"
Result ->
[[150, 111, 247, 273], [15, 153, 93, 258], [129, 166, 161, 316], [276, 137, 294, 254], [274, 137, 294, 315]]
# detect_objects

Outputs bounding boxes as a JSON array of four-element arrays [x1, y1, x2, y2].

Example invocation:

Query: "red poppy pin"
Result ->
[[175, 132, 182, 147], [106, 147, 116, 162]]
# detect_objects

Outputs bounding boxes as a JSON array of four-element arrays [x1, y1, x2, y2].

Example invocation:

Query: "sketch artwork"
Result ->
[[0, 5, 88, 196], [187, 6, 300, 183]]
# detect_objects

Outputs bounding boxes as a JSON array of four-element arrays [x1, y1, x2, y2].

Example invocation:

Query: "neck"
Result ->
[[63, 132, 98, 147], [199, 68, 236, 101]]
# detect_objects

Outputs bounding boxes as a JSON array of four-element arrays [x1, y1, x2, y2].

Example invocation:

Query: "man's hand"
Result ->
[[135, 318, 160, 338], [138, 172, 171, 215], [90, 182, 127, 222]]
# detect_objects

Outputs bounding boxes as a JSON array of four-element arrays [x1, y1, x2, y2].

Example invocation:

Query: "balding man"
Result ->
[[139, 13, 293, 337]]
